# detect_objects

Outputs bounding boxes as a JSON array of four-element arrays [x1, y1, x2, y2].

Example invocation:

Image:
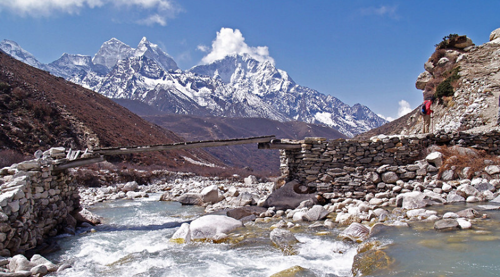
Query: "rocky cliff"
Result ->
[[358, 28, 500, 139]]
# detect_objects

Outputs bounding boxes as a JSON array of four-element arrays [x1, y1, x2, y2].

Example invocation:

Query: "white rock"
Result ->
[[122, 181, 139, 192], [190, 215, 243, 241], [171, 223, 191, 243], [426, 152, 443, 168], [485, 165, 500, 175], [244, 175, 258, 185], [200, 185, 220, 204], [442, 183, 452, 192], [443, 212, 459, 219], [457, 218, 472, 229], [490, 27, 500, 41]]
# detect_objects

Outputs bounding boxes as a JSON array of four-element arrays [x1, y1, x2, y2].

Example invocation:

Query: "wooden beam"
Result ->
[[258, 142, 302, 149], [54, 156, 105, 170], [93, 135, 276, 156]]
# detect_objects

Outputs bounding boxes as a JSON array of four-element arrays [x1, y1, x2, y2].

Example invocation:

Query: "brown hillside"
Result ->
[[140, 112, 346, 174], [0, 51, 222, 170]]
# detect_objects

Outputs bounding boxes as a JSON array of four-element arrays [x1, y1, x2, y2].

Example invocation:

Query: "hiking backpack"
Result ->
[[420, 102, 427, 115]]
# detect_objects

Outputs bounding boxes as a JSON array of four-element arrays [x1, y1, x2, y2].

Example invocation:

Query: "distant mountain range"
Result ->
[[0, 50, 222, 171], [0, 38, 386, 137]]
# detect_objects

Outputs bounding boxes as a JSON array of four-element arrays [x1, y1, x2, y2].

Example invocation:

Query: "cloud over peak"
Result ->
[[199, 28, 274, 65]]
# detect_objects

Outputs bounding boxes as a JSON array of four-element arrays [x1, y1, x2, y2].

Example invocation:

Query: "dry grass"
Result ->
[[433, 146, 500, 179]]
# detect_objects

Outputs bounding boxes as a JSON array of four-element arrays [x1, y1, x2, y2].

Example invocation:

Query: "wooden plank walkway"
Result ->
[[93, 135, 276, 155], [54, 135, 277, 170]]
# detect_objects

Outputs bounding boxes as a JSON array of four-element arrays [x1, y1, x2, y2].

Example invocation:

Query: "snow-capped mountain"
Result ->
[[0, 38, 386, 137], [0, 40, 47, 70]]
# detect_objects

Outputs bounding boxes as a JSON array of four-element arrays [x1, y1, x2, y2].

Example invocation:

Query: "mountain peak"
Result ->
[[139, 37, 150, 45], [134, 37, 179, 72], [0, 39, 45, 70], [92, 38, 134, 71]]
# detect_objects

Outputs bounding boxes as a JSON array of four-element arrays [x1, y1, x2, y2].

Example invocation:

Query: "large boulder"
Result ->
[[426, 152, 443, 168], [434, 219, 459, 231], [170, 223, 191, 244], [71, 208, 102, 225], [396, 191, 427, 210], [122, 181, 139, 192], [269, 228, 299, 255], [303, 205, 329, 222], [456, 208, 480, 219], [263, 180, 317, 210], [30, 254, 58, 272], [491, 28, 500, 41], [200, 185, 220, 204], [225, 206, 267, 220], [190, 215, 243, 241], [352, 249, 392, 277], [229, 192, 259, 207], [8, 255, 31, 272], [456, 184, 479, 198], [447, 191, 465, 203], [415, 71, 433, 90], [177, 193, 204, 206], [338, 223, 370, 243]]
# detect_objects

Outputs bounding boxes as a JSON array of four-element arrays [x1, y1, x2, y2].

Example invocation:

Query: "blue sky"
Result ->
[[1, 1, 499, 120]]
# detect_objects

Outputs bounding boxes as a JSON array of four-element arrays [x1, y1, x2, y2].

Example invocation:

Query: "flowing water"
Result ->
[[46, 195, 500, 276]]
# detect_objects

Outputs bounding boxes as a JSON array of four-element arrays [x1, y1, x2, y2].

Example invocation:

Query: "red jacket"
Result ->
[[424, 100, 433, 115]]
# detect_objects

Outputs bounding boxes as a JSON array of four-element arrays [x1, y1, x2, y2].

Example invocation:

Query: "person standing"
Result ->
[[422, 98, 434, 133]]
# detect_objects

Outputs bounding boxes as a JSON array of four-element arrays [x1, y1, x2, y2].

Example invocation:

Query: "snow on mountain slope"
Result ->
[[0, 38, 386, 137], [0, 39, 46, 70], [92, 38, 134, 72]]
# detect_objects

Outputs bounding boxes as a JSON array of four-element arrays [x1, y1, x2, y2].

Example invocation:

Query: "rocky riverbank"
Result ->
[[72, 147, 500, 276]]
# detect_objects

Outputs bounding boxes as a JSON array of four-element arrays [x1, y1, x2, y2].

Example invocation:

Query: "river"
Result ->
[[46, 193, 500, 276]]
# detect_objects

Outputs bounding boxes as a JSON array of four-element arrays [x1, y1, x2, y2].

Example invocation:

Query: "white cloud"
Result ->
[[360, 5, 399, 19], [378, 114, 394, 122], [397, 100, 412, 117], [200, 28, 275, 64], [0, 0, 180, 26], [197, 45, 209, 52], [0, 0, 104, 16], [137, 13, 167, 26]]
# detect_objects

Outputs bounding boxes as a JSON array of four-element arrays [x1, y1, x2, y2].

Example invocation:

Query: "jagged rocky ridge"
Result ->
[[0, 38, 386, 137]]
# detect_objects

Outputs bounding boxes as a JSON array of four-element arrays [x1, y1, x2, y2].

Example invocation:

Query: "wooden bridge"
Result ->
[[53, 135, 301, 170]]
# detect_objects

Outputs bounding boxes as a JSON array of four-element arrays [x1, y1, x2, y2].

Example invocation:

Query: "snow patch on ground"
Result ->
[[182, 156, 223, 168]]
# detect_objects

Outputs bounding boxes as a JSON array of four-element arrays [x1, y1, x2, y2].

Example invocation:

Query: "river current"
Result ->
[[46, 194, 500, 276]]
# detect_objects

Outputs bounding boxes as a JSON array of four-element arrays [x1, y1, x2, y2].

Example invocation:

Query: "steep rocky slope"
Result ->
[[358, 28, 500, 139], [0, 51, 222, 170]]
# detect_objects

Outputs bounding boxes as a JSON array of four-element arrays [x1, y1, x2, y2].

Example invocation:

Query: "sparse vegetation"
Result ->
[[435, 34, 459, 49], [435, 146, 500, 179], [435, 66, 460, 99]]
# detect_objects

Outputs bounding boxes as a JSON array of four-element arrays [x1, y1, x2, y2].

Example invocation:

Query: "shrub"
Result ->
[[435, 67, 460, 99], [0, 82, 11, 93], [435, 34, 459, 49]]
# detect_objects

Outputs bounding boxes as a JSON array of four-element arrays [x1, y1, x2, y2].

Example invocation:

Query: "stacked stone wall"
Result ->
[[280, 130, 500, 200], [0, 158, 80, 256]]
